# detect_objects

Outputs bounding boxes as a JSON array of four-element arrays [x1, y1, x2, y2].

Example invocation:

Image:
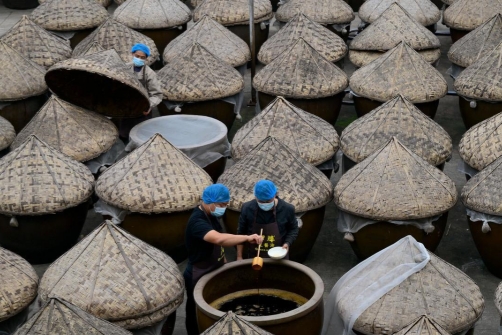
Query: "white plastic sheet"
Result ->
[[457, 159, 479, 178], [94, 199, 129, 224], [466, 208, 502, 233], [447, 63, 465, 80], [49, 30, 76, 39], [85, 139, 126, 174]]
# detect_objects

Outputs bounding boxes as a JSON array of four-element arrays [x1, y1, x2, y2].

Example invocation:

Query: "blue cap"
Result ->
[[254, 180, 277, 201], [131, 43, 150, 57], [202, 184, 230, 204]]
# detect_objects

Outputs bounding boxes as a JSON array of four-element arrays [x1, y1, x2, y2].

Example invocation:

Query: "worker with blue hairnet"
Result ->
[[184, 183, 263, 335], [237, 180, 299, 260]]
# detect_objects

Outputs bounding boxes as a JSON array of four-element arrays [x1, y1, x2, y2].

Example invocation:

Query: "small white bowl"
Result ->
[[268, 247, 288, 260]]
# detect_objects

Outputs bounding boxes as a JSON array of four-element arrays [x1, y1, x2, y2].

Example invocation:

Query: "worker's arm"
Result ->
[[283, 205, 299, 248], [204, 230, 262, 247], [145, 67, 163, 109], [236, 206, 251, 260], [236, 245, 244, 260]]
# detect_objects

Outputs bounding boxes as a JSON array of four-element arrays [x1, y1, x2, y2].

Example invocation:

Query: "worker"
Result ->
[[236, 180, 299, 260], [184, 183, 263, 335]]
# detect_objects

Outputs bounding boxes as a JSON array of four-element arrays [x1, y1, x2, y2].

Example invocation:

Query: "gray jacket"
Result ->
[[127, 63, 163, 109]]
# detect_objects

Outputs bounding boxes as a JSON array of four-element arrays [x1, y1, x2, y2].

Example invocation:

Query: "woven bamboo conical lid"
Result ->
[[45, 49, 150, 118], [219, 137, 333, 212], [75, 41, 106, 56], [232, 97, 339, 165], [38, 0, 112, 8], [38, 221, 185, 329], [0, 247, 38, 323], [0, 135, 94, 216], [359, 0, 441, 26], [258, 13, 347, 65], [442, 0, 455, 4], [444, 0, 502, 31], [393, 316, 452, 335], [448, 14, 502, 68], [96, 133, 212, 213], [157, 43, 244, 102], [163, 15, 250, 67], [349, 48, 441, 68], [113, 0, 191, 29], [0, 16, 72, 69], [72, 19, 159, 66], [350, 41, 447, 103], [15, 298, 133, 335], [335, 137, 457, 220], [11, 96, 118, 162], [253, 38, 349, 99], [275, 0, 354, 25], [193, 0, 273, 26], [496, 283, 502, 316], [0, 116, 15, 152], [30, 0, 109, 31], [201, 312, 273, 335], [341, 95, 452, 166]]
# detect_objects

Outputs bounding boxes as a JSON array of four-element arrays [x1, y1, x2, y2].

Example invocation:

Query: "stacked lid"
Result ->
[[349, 3, 441, 67], [0, 247, 38, 322], [201, 312, 273, 335], [444, 0, 502, 31], [359, 0, 441, 26], [253, 38, 349, 99], [193, 0, 273, 26], [38, 221, 185, 329], [38, 0, 112, 7], [350, 42, 447, 103], [258, 13, 347, 65], [232, 97, 339, 165], [0, 117, 15, 152], [75, 41, 106, 56], [113, 0, 191, 29], [393, 316, 451, 335], [11, 96, 118, 162], [163, 15, 251, 67], [496, 283, 502, 317], [218, 136, 333, 212], [157, 43, 244, 102], [334, 137, 457, 221], [96, 133, 212, 214], [341, 95, 452, 166], [275, 0, 354, 25]]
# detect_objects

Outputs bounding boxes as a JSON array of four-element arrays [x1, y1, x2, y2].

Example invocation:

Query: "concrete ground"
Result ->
[[0, 3, 500, 335]]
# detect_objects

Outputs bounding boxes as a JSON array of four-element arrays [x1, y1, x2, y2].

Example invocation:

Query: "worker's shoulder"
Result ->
[[277, 198, 295, 212], [144, 65, 158, 77], [241, 200, 258, 212]]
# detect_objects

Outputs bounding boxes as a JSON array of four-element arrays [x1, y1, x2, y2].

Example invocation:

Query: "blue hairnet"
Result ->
[[202, 184, 230, 204], [254, 180, 277, 201], [131, 43, 150, 57]]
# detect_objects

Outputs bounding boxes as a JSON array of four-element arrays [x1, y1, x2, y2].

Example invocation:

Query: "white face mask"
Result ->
[[133, 57, 145, 67], [258, 200, 274, 211]]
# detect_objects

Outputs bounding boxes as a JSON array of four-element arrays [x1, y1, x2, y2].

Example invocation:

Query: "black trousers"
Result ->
[[183, 270, 199, 335]]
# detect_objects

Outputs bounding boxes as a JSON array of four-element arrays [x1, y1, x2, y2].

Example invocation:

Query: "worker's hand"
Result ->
[[247, 234, 263, 245], [282, 243, 289, 250], [143, 108, 151, 116]]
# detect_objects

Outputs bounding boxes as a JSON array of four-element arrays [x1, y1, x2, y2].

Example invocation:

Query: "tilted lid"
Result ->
[[275, 0, 354, 25], [0, 136, 94, 216], [0, 247, 38, 323], [30, 0, 109, 31], [113, 0, 191, 29], [350, 42, 447, 103], [334, 137, 457, 220], [393, 316, 452, 335], [0, 16, 72, 69], [232, 97, 339, 165], [0, 116, 15, 151], [218, 137, 333, 212], [193, 0, 273, 25], [341, 95, 452, 166], [15, 298, 133, 335], [38, 221, 185, 329], [96, 133, 212, 213], [75, 41, 106, 56], [202, 312, 273, 335], [11, 96, 118, 162], [258, 13, 347, 64], [448, 14, 502, 68], [359, 0, 441, 26], [253, 38, 349, 99], [45, 49, 150, 118], [350, 3, 440, 51], [496, 283, 502, 316], [349, 48, 441, 68], [157, 43, 244, 102], [444, 0, 502, 31], [163, 15, 250, 67], [72, 19, 159, 66]]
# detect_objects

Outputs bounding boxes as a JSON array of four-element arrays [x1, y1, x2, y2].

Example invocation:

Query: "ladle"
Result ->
[[252, 229, 264, 271]]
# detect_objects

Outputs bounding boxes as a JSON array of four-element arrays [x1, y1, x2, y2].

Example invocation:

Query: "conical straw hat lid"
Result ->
[[11, 96, 118, 162], [275, 0, 355, 24], [193, 0, 273, 25], [359, 0, 441, 26], [496, 283, 502, 316], [442, 0, 455, 4], [75, 41, 106, 56], [350, 42, 447, 103], [113, 0, 191, 29], [30, 0, 109, 31], [38, 0, 112, 8], [201, 311, 273, 335], [0, 16, 72, 69], [0, 41, 47, 101], [72, 19, 159, 66], [157, 43, 244, 102], [341, 95, 452, 166], [258, 13, 347, 65], [349, 48, 441, 68], [219, 137, 333, 212], [45, 49, 150, 118], [232, 97, 339, 165], [444, 0, 502, 31], [0, 247, 38, 323], [163, 15, 250, 67], [448, 14, 502, 68], [96, 133, 212, 213], [0, 116, 15, 151], [334, 137, 457, 220], [15, 298, 133, 335], [253, 38, 349, 99], [454, 41, 502, 101], [394, 316, 451, 335], [38, 221, 185, 329], [350, 3, 440, 51], [0, 135, 94, 215]]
